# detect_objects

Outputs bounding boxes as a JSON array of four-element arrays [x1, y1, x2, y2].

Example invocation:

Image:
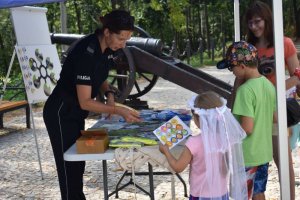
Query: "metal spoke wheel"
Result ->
[[109, 26, 159, 103], [128, 70, 159, 99], [110, 48, 136, 103]]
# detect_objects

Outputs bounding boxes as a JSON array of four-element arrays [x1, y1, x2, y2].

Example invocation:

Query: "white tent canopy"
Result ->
[[0, 0, 65, 9], [272, 1, 290, 199]]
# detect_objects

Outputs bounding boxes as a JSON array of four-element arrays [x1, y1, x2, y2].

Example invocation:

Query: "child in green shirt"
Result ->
[[217, 41, 276, 200]]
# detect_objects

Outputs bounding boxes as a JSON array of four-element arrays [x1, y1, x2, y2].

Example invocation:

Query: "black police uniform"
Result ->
[[43, 31, 113, 200]]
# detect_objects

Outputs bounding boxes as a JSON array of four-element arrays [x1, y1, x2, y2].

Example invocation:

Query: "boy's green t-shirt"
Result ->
[[233, 76, 276, 167]]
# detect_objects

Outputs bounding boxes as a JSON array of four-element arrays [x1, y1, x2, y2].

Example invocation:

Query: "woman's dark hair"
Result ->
[[245, 1, 274, 48], [99, 10, 135, 34]]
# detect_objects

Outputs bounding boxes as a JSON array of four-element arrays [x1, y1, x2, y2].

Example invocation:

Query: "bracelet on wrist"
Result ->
[[294, 68, 300, 80], [104, 90, 115, 97]]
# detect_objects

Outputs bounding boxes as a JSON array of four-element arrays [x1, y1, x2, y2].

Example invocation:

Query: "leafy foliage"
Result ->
[[168, 0, 187, 32], [0, 0, 299, 99]]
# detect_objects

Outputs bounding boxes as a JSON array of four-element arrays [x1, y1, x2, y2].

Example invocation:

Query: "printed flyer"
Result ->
[[153, 116, 191, 149]]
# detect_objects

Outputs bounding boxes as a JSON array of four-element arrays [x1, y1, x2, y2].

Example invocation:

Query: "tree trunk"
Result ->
[[0, 33, 8, 73], [187, 6, 193, 51], [73, 0, 82, 33], [186, 6, 190, 40], [204, 3, 210, 58], [197, 3, 202, 39], [111, 0, 117, 9], [191, 5, 196, 51], [85, 0, 93, 33]]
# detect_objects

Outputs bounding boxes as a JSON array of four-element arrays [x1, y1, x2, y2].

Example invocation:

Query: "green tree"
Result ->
[[1, 0, 299, 78]]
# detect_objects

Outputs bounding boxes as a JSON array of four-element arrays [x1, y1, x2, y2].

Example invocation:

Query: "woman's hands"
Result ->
[[77, 81, 141, 122], [115, 106, 141, 123], [76, 85, 140, 122]]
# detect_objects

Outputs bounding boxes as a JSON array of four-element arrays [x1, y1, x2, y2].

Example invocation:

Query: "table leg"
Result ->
[[175, 173, 188, 197], [102, 160, 109, 200], [171, 174, 175, 200], [148, 163, 155, 200], [113, 170, 128, 198]]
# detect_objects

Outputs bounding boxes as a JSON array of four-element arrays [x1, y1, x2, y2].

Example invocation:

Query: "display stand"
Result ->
[[4, 6, 62, 179]]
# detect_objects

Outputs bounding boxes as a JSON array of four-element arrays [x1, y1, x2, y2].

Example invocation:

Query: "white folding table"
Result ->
[[64, 144, 115, 200], [64, 143, 167, 200], [64, 143, 188, 200], [64, 114, 189, 200]]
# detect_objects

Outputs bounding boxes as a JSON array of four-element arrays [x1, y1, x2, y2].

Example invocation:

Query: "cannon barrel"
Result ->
[[50, 33, 163, 56], [50, 33, 233, 106], [50, 33, 83, 45]]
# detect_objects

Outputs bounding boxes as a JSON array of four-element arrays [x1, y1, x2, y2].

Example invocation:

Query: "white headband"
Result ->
[[187, 95, 228, 112]]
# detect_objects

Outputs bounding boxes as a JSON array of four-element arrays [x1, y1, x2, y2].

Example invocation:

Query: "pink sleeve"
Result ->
[[185, 136, 198, 155], [284, 37, 297, 61]]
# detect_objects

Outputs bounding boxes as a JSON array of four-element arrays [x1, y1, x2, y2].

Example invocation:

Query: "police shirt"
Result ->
[[55, 32, 114, 106]]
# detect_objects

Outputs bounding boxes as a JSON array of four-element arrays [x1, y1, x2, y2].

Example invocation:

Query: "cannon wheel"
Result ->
[[110, 26, 159, 102], [111, 48, 136, 103]]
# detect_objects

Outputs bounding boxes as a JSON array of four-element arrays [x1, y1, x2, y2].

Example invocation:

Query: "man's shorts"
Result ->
[[253, 163, 269, 195]]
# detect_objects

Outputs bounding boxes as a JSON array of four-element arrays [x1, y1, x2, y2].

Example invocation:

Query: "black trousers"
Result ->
[[43, 94, 86, 200]]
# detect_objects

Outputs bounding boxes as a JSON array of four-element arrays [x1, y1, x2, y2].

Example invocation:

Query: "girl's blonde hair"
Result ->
[[192, 91, 223, 126], [194, 91, 223, 109]]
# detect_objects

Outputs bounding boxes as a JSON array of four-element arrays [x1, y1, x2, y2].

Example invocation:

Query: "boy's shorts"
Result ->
[[245, 166, 258, 199], [253, 163, 269, 195]]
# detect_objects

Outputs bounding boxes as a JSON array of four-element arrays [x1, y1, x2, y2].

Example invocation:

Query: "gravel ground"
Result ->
[[0, 66, 299, 200]]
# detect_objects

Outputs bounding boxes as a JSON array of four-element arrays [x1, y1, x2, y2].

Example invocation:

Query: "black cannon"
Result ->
[[51, 28, 233, 106]]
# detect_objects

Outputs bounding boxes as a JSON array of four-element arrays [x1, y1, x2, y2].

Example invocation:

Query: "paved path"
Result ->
[[0, 66, 299, 199]]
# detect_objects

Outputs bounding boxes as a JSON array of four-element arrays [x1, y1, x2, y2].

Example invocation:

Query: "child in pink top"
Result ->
[[159, 91, 248, 200]]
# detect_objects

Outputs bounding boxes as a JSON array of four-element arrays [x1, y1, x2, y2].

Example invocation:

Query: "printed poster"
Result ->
[[15, 45, 61, 104]]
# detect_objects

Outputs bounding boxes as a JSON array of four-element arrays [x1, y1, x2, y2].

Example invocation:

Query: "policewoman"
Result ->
[[43, 10, 140, 200]]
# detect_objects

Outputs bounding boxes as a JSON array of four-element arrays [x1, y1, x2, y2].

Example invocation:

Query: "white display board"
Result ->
[[15, 45, 61, 104], [8, 6, 58, 178], [9, 6, 62, 104], [10, 6, 51, 45]]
